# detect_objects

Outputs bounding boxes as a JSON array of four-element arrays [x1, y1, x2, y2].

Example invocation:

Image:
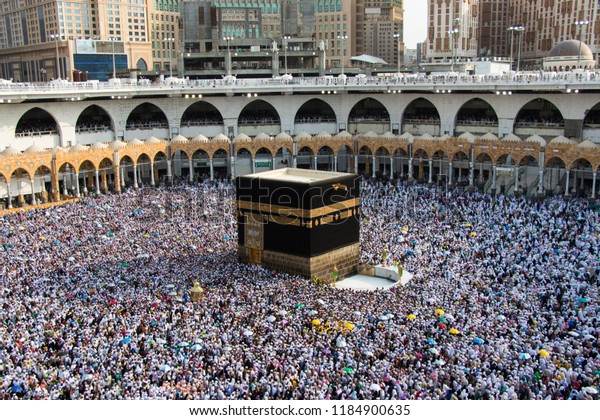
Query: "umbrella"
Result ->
[[429, 348, 440, 355], [336, 337, 346, 348], [438, 317, 447, 323], [343, 367, 355, 374], [322, 348, 331, 355], [496, 315, 506, 321], [568, 331, 580, 337], [449, 328, 460, 335], [67, 257, 75, 262], [159, 364, 171, 372], [401, 227, 408, 232], [155, 338, 167, 344], [427, 338, 437, 345], [378, 315, 389, 321], [122, 337, 132, 344], [278, 310, 288, 315], [190, 344, 202, 351], [582, 386, 598, 395], [407, 314, 416, 320], [369, 383, 381, 391], [353, 311, 362, 316], [243, 329, 253, 337], [435, 309, 445, 316], [295, 303, 304, 309], [364, 350, 374, 357], [473, 337, 484, 345], [345, 322, 356, 331], [166, 284, 175, 289], [579, 297, 590, 303], [470, 232, 477, 237], [518, 353, 531, 360], [267, 315, 276, 322], [539, 349, 550, 357], [11, 384, 23, 393], [178, 341, 189, 347], [168, 291, 177, 296], [312, 319, 321, 326], [308, 310, 318, 315], [465, 223, 472, 227], [317, 299, 325, 305]]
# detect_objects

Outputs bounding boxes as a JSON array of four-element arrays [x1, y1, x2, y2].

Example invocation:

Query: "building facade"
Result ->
[[314, 0, 356, 70], [478, 0, 510, 57], [426, 0, 479, 63], [0, 0, 180, 82], [356, 1, 404, 68]]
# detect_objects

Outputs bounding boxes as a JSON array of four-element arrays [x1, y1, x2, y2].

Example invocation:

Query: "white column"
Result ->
[[167, 159, 173, 181], [399, 157, 404, 177], [82, 173, 88, 194], [30, 178, 36, 205], [6, 182, 12, 208], [469, 162, 474, 186], [538, 166, 544, 195], [354, 153, 358, 174], [514, 166, 519, 193], [95, 170, 101, 194], [63, 173, 68, 196], [448, 162, 453, 185], [133, 164, 138, 189], [479, 162, 484, 183], [564, 170, 570, 196], [271, 156, 276, 171], [592, 171, 597, 199], [149, 162, 155, 186], [492, 165, 497, 191], [408, 158, 413, 179], [230, 156, 236, 178], [189, 158, 194, 182], [428, 160, 433, 183], [390, 156, 394, 180], [251, 157, 256, 174], [120, 166, 126, 188], [75, 173, 81, 197], [371, 156, 376, 178], [334, 155, 338, 172], [210, 158, 214, 181], [313, 155, 318, 170]]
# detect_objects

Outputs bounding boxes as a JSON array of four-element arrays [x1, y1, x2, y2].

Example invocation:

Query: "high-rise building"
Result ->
[[314, 0, 356, 70], [478, 0, 510, 57], [0, 0, 179, 81], [507, 0, 599, 69], [356, 0, 404, 68], [426, 0, 479, 63]]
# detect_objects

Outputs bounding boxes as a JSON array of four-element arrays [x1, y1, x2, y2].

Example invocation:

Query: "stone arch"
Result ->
[[297, 146, 315, 169], [413, 148, 430, 182], [126, 102, 169, 130], [275, 146, 292, 169], [348, 98, 390, 135], [401, 98, 441, 136], [568, 158, 594, 196], [514, 98, 564, 136], [8, 168, 34, 206], [474, 152, 493, 186], [454, 98, 498, 135], [15, 107, 61, 138], [584, 102, 600, 128], [136, 58, 148, 71], [181, 101, 224, 127], [238, 100, 281, 137], [75, 104, 114, 133], [316, 145, 335, 171], [294, 98, 337, 124]]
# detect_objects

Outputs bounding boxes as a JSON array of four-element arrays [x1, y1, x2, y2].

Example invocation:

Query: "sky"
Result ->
[[403, 0, 427, 49]]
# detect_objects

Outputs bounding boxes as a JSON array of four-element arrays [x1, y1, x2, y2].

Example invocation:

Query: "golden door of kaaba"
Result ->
[[244, 213, 264, 264]]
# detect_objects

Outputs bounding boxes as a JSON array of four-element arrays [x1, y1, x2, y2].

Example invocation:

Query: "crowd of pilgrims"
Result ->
[[0, 177, 598, 400]]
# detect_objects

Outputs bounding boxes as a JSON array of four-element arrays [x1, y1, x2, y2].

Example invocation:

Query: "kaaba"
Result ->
[[236, 168, 360, 282]]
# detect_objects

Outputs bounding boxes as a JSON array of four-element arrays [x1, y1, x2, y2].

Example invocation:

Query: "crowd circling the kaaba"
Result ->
[[0, 177, 598, 400]]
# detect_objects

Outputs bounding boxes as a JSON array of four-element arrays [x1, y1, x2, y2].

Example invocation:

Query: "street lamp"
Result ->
[[394, 32, 401, 76], [575, 20, 590, 69], [448, 28, 459, 72], [49, 34, 61, 80], [163, 37, 175, 77], [223, 36, 233, 76], [283, 35, 291, 75], [514, 26, 525, 72], [337, 34, 348, 76], [40, 68, 47, 82], [108, 37, 119, 80]]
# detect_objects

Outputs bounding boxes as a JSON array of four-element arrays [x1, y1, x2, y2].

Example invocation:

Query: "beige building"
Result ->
[[0, 0, 178, 82], [426, 0, 479, 63], [478, 0, 510, 57], [508, 0, 599, 69], [314, 0, 356, 70], [356, 0, 404, 67]]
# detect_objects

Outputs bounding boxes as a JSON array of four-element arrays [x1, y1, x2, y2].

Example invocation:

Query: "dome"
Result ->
[[315, 131, 332, 140], [1, 146, 22, 156], [548, 40, 593, 59], [233, 133, 252, 142], [127, 138, 145, 146], [24, 144, 48, 154], [363, 131, 379, 139], [294, 132, 312, 141], [334, 130, 352, 140], [212, 133, 230, 143], [171, 135, 189, 144], [90, 142, 110, 150], [191, 134, 209, 143], [69, 143, 90, 153], [275, 132, 293, 141], [111, 140, 127, 150], [145, 136, 163, 145], [254, 132, 271, 141]]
